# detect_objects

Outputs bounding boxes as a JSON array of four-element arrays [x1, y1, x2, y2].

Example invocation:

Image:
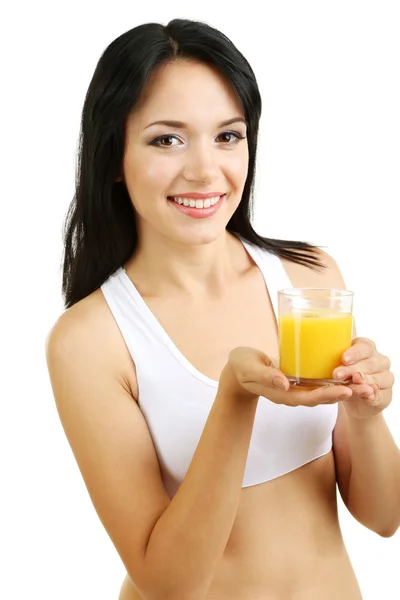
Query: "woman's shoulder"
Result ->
[[279, 248, 346, 289], [46, 288, 138, 400], [48, 288, 108, 348]]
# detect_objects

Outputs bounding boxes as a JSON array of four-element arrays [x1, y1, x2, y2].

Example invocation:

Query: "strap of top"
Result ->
[[236, 235, 293, 319]]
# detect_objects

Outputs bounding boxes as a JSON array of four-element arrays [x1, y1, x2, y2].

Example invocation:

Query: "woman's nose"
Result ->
[[183, 141, 219, 184]]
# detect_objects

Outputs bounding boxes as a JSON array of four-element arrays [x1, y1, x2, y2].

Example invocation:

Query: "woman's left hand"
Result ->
[[332, 337, 395, 419]]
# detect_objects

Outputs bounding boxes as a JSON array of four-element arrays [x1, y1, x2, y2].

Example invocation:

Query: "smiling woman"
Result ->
[[45, 17, 398, 600], [60, 19, 327, 309], [116, 58, 252, 255]]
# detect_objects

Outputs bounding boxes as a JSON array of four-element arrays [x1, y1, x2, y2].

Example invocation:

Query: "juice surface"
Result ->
[[278, 311, 353, 379]]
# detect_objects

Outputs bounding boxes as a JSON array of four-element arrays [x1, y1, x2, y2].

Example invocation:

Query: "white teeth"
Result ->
[[170, 195, 221, 209]]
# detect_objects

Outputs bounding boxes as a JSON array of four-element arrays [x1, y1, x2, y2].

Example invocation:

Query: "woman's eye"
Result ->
[[150, 131, 246, 148], [151, 135, 179, 147], [216, 131, 245, 144]]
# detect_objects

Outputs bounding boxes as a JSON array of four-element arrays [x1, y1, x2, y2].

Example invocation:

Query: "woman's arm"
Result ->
[[46, 313, 260, 600], [144, 375, 260, 600], [317, 250, 400, 536], [347, 411, 400, 536], [334, 404, 400, 537]]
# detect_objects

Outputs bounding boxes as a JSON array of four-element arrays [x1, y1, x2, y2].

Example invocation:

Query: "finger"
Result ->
[[346, 382, 380, 405], [232, 349, 353, 406], [351, 370, 394, 390], [333, 354, 391, 381], [230, 348, 291, 394], [342, 338, 376, 365], [277, 384, 353, 407], [229, 347, 288, 381], [347, 382, 376, 398], [244, 369, 353, 406]]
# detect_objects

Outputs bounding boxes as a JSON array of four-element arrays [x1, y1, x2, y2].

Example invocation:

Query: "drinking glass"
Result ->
[[278, 288, 354, 387]]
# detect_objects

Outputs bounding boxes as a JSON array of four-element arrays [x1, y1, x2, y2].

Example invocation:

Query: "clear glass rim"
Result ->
[[278, 287, 354, 298]]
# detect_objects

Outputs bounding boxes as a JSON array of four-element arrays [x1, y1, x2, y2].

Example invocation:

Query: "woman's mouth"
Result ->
[[167, 194, 225, 219]]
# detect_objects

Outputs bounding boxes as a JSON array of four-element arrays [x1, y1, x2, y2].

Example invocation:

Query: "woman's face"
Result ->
[[121, 60, 249, 246]]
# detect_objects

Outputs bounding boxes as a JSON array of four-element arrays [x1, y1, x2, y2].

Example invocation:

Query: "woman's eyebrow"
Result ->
[[143, 117, 247, 130]]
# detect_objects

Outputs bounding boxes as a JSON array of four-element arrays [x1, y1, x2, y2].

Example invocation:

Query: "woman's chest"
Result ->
[[132, 261, 338, 497], [142, 267, 280, 383]]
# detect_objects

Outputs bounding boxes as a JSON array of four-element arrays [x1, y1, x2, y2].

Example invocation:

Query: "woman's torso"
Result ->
[[78, 235, 362, 599]]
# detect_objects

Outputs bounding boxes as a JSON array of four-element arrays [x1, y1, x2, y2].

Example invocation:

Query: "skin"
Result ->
[[119, 57, 395, 414], [47, 58, 398, 600], [120, 59, 249, 299], [115, 59, 397, 599]]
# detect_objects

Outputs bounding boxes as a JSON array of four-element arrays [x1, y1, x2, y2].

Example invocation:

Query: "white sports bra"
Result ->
[[100, 233, 338, 499]]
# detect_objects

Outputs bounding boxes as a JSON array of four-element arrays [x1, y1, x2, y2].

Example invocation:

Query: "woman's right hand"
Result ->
[[219, 346, 353, 407]]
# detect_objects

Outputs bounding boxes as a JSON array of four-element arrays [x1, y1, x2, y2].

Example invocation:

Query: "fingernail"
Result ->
[[337, 392, 352, 399], [273, 377, 287, 390], [356, 371, 365, 381], [335, 369, 347, 379], [343, 354, 354, 364]]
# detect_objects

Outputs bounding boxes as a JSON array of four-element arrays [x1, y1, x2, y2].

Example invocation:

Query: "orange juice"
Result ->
[[278, 310, 353, 380]]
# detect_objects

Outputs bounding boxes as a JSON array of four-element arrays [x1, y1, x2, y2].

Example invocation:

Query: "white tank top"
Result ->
[[100, 233, 338, 499]]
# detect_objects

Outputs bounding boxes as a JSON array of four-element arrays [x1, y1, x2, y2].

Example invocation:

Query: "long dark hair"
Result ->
[[62, 18, 326, 309]]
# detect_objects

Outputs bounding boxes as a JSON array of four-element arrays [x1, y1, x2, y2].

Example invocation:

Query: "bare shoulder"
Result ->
[[280, 248, 347, 289], [44, 290, 171, 593], [45, 288, 139, 400]]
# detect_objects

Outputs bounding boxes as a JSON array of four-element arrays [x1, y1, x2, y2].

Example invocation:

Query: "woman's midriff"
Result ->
[[118, 450, 363, 600]]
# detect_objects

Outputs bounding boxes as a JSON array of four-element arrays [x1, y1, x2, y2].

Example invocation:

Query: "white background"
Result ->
[[1, 1, 399, 599]]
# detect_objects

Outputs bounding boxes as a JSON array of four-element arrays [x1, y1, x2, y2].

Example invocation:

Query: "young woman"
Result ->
[[45, 19, 399, 600]]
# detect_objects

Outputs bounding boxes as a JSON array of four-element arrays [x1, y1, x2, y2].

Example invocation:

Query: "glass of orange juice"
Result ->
[[278, 288, 354, 387]]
